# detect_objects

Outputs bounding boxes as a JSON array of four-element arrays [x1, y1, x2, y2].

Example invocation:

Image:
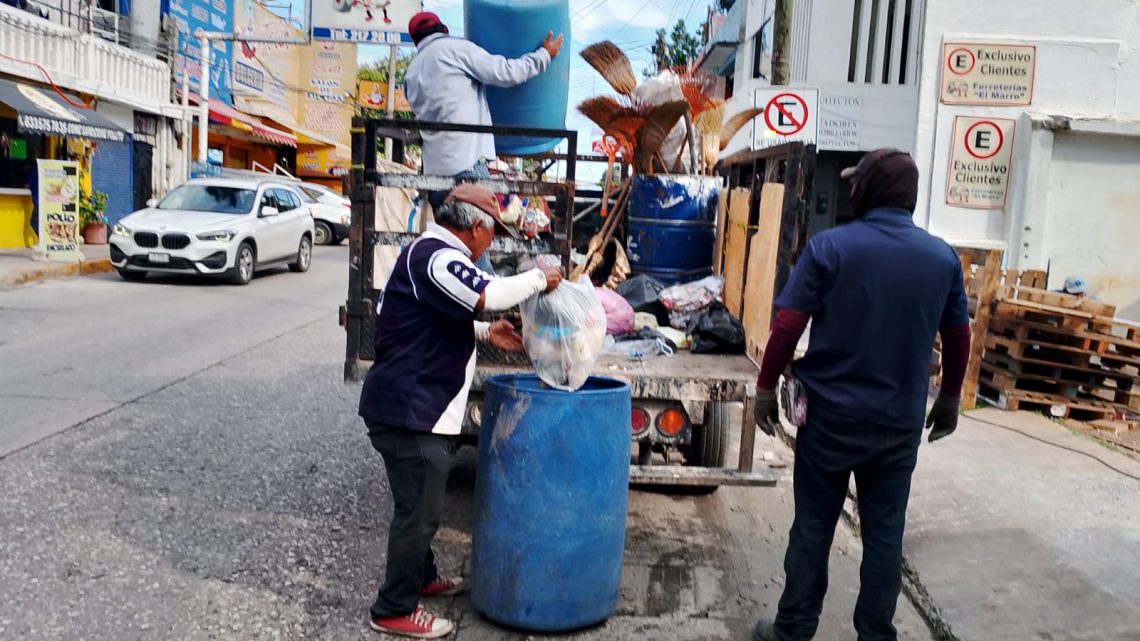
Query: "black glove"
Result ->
[[925, 394, 960, 442], [754, 388, 779, 436]]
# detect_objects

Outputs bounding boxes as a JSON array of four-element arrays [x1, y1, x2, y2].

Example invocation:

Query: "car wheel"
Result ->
[[117, 268, 146, 282], [314, 221, 333, 246], [682, 402, 732, 495], [228, 242, 256, 285], [289, 235, 312, 273]]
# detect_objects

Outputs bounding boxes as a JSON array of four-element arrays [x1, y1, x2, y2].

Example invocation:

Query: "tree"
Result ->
[[357, 54, 414, 121], [654, 19, 702, 72], [717, 0, 735, 10]]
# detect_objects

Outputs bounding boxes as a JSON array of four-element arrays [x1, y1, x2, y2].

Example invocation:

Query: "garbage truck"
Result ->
[[341, 117, 813, 490]]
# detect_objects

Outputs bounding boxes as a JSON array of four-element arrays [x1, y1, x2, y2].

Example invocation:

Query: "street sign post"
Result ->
[[752, 88, 819, 150]]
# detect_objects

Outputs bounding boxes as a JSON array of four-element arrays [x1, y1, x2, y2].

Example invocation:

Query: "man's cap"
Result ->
[[443, 183, 518, 237], [1063, 276, 1090, 295], [840, 148, 908, 180], [408, 12, 444, 36]]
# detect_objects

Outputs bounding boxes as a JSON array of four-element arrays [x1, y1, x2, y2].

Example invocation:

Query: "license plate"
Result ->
[[148, 252, 170, 264]]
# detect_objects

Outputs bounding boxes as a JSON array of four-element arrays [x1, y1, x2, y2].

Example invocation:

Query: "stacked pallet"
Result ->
[[978, 288, 1139, 421]]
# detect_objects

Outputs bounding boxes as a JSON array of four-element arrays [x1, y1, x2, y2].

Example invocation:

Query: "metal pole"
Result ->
[[772, 0, 792, 85], [181, 58, 191, 181], [384, 44, 397, 161], [197, 33, 210, 165]]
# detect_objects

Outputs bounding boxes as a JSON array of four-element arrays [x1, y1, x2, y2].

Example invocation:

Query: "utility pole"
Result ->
[[653, 30, 667, 73], [772, 0, 792, 85]]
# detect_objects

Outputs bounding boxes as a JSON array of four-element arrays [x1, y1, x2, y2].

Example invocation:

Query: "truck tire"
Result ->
[[682, 402, 732, 494]]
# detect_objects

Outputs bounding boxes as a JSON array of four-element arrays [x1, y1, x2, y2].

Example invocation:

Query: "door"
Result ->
[[255, 189, 292, 261], [267, 188, 305, 259], [132, 141, 154, 213], [279, 187, 313, 245]]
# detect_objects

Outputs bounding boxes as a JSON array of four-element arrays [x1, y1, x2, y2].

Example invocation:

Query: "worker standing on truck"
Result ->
[[752, 149, 972, 641], [358, 184, 561, 639], [404, 11, 564, 266]]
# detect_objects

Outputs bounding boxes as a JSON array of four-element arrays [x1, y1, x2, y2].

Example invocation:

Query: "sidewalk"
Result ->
[[0, 244, 113, 291], [903, 409, 1140, 641]]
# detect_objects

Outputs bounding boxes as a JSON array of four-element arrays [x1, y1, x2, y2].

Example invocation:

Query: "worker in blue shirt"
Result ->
[[752, 149, 971, 641], [359, 184, 561, 639], [404, 11, 563, 274]]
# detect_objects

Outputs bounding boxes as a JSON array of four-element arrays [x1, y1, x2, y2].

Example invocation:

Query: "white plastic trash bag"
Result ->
[[521, 275, 607, 392]]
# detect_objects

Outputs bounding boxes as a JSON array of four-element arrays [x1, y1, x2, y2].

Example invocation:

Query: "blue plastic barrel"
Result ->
[[470, 374, 631, 631], [626, 174, 723, 285], [464, 0, 570, 155]]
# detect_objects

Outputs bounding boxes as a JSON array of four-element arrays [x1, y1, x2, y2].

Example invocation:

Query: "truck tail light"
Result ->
[[631, 407, 650, 436], [656, 408, 688, 437]]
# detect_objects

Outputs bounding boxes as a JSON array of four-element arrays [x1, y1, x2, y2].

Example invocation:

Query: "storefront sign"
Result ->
[[167, 0, 234, 103], [311, 0, 421, 43], [940, 42, 1035, 106], [300, 42, 358, 148], [357, 80, 411, 112], [818, 95, 862, 151], [946, 116, 1016, 209], [232, 0, 300, 118], [36, 160, 81, 261], [299, 147, 348, 176]]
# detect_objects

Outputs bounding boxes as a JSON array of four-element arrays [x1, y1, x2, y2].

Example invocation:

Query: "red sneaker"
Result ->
[[369, 606, 453, 639], [421, 576, 467, 597]]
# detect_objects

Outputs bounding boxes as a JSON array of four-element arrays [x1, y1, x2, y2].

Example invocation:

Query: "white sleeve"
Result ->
[[482, 268, 547, 311], [456, 40, 551, 88], [423, 248, 490, 315]]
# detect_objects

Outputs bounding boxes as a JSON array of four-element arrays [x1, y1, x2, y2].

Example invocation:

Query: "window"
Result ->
[[271, 189, 301, 212], [847, 0, 915, 85], [157, 185, 256, 214]]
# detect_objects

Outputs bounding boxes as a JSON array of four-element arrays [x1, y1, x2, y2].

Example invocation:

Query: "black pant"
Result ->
[[367, 421, 457, 618], [774, 401, 921, 641]]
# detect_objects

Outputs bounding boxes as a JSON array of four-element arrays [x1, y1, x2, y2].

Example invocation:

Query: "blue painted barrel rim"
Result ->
[[485, 373, 627, 396]]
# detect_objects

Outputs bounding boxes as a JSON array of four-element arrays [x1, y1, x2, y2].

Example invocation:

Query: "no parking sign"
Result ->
[[752, 88, 819, 149]]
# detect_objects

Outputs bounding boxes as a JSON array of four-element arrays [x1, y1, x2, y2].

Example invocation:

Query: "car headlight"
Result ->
[[112, 223, 131, 237], [196, 229, 238, 242]]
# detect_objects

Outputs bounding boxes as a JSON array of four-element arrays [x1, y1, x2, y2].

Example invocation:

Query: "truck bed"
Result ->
[[473, 352, 757, 402]]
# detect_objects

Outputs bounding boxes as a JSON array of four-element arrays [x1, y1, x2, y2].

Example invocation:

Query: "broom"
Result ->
[[719, 108, 764, 151], [635, 101, 689, 174], [694, 103, 726, 174], [581, 41, 638, 96], [572, 178, 632, 280]]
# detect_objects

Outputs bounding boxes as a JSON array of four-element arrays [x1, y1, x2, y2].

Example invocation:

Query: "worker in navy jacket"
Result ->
[[752, 149, 971, 641], [358, 184, 560, 639]]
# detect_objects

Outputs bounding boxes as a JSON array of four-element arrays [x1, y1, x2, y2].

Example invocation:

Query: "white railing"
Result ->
[[0, 3, 171, 109]]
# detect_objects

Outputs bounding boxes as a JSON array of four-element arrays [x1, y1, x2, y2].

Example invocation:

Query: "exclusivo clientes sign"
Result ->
[[940, 41, 1036, 106]]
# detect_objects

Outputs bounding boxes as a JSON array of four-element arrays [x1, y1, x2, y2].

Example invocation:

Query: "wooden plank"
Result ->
[[629, 465, 778, 487], [1013, 287, 1117, 318], [713, 184, 730, 276], [722, 187, 752, 318], [962, 248, 1003, 409], [742, 183, 786, 361]]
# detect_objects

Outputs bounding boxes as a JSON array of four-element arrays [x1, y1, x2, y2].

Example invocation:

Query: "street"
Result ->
[[0, 249, 933, 640]]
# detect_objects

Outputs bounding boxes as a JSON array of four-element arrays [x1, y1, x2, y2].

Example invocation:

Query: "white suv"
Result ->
[[110, 178, 315, 285]]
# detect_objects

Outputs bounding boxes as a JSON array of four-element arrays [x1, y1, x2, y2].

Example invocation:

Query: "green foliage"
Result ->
[[79, 187, 108, 227], [651, 19, 703, 74], [718, 0, 735, 10]]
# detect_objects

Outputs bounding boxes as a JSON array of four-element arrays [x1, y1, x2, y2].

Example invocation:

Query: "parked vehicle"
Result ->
[[109, 178, 314, 285], [300, 183, 351, 246]]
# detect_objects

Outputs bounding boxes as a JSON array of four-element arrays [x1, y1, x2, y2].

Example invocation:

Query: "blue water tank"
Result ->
[[626, 174, 723, 285], [470, 374, 631, 632], [464, 0, 570, 155]]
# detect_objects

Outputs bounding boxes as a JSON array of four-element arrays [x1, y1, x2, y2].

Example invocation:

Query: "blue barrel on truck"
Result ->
[[470, 374, 631, 632], [464, 0, 570, 155], [626, 174, 722, 285]]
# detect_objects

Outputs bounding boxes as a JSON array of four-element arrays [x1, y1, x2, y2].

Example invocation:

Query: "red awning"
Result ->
[[250, 120, 298, 147], [204, 98, 256, 132]]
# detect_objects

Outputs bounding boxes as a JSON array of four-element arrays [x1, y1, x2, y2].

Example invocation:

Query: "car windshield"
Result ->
[[157, 185, 256, 214], [301, 186, 329, 201]]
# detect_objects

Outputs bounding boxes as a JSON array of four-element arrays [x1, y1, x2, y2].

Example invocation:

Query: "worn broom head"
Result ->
[[635, 100, 690, 173], [720, 108, 763, 151], [676, 66, 721, 116], [577, 95, 624, 130], [701, 134, 721, 175], [694, 103, 726, 136], [581, 41, 638, 96]]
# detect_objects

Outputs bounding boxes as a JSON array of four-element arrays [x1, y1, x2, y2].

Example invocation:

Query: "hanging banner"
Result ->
[[311, 0, 422, 43], [37, 160, 81, 261], [232, 0, 302, 120], [946, 116, 1016, 209], [300, 41, 358, 149], [940, 42, 1036, 106], [357, 80, 411, 112]]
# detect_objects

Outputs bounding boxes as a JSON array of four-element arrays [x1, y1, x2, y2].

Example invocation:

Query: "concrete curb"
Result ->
[[774, 424, 961, 641], [0, 258, 114, 291]]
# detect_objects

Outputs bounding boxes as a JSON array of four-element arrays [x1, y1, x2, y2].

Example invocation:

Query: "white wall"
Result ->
[[130, 0, 164, 56], [913, 0, 1140, 236]]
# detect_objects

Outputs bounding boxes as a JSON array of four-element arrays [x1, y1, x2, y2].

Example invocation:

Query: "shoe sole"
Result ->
[[369, 620, 455, 639], [421, 586, 468, 598]]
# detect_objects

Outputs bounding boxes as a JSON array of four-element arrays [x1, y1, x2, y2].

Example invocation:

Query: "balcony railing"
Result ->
[[0, 3, 171, 108]]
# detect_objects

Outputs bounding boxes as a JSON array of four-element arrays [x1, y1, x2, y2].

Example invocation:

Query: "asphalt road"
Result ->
[[0, 249, 933, 640]]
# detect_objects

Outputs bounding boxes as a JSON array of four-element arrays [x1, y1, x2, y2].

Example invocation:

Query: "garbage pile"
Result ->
[[603, 274, 745, 358]]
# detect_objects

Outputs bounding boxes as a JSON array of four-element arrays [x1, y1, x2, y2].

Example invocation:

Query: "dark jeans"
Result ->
[[774, 402, 921, 641], [367, 421, 458, 618]]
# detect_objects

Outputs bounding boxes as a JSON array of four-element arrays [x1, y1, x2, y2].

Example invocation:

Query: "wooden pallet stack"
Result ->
[[978, 288, 1140, 421]]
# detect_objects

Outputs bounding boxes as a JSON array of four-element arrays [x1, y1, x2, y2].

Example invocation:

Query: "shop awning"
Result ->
[[0, 78, 128, 143], [203, 98, 255, 132], [250, 119, 298, 147]]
